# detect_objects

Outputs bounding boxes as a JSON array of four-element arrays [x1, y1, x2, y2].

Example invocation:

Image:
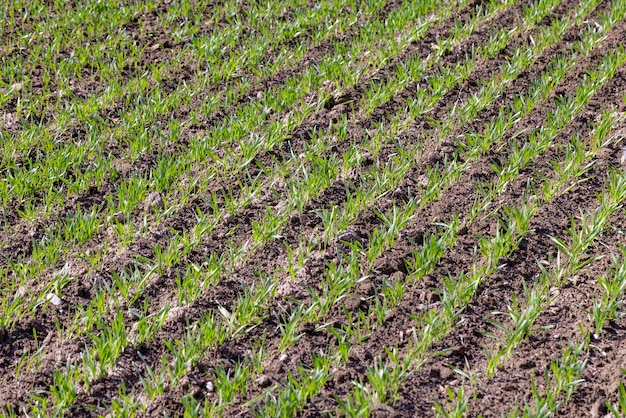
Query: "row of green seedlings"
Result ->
[[0, 0, 497, 341], [247, 8, 624, 414], [0, 0, 457, 220], [0, 0, 470, 291], [0, 0, 394, 257], [0, 0, 492, 334], [0, 0, 388, 156], [130, 1, 616, 414], [358, 106, 622, 416], [348, 24, 624, 414], [597, 246, 626, 416], [48, 0, 600, 412], [0, 0, 389, 223], [15, 0, 564, 414], [307, 42, 626, 418], [436, 107, 622, 416], [0, 0, 319, 114], [502, 166, 626, 417], [25, 2, 528, 414], [13, 0, 596, 412], [2, 0, 500, 414]]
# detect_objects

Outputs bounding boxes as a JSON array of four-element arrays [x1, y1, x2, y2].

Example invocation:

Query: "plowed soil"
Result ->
[[2, 0, 626, 416]]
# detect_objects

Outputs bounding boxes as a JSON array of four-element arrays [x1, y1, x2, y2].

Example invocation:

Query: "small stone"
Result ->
[[337, 229, 362, 244], [46, 293, 63, 306], [206, 381, 214, 392], [10, 82, 23, 92], [145, 192, 164, 212], [621, 147, 626, 165], [255, 374, 272, 388]]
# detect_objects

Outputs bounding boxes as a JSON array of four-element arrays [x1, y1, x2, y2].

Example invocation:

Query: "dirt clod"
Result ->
[[145, 192, 164, 212], [375, 258, 407, 274], [255, 374, 272, 388], [370, 402, 403, 418], [343, 296, 361, 310], [357, 278, 374, 295]]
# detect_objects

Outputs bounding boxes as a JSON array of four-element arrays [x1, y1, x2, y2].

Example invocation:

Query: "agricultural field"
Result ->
[[2, 0, 626, 415]]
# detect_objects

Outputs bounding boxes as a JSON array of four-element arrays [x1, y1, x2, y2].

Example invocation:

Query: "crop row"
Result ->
[[95, 0, 624, 414], [3, 0, 626, 415]]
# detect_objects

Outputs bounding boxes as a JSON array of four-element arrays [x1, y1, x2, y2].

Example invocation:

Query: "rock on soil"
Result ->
[[46, 293, 63, 306]]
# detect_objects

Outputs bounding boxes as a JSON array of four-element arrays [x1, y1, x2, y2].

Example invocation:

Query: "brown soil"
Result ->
[[2, 0, 626, 416]]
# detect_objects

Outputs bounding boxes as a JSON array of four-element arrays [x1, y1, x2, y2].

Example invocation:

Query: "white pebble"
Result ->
[[46, 293, 63, 306]]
